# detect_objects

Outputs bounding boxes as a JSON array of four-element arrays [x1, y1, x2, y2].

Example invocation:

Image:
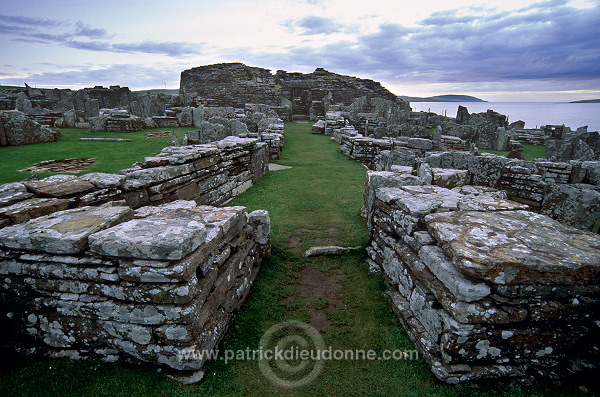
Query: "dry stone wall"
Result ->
[[0, 135, 271, 382], [180, 63, 403, 119], [335, 132, 599, 231], [364, 169, 600, 384], [0, 136, 268, 227], [0, 200, 270, 382]]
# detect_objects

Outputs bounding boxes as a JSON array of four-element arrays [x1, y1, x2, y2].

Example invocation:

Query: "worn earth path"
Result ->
[[195, 122, 458, 396]]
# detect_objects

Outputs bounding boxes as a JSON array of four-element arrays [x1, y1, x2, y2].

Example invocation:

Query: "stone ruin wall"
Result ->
[[0, 136, 272, 381], [348, 101, 600, 384], [325, 117, 599, 231], [180, 63, 404, 120], [313, 98, 600, 385], [363, 170, 600, 384], [0, 136, 269, 229]]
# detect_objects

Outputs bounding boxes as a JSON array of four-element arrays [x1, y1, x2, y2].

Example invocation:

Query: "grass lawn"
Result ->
[[0, 127, 196, 184], [0, 123, 590, 396], [479, 144, 546, 161]]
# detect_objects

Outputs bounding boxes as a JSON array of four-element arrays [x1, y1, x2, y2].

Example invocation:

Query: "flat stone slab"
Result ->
[[80, 172, 126, 189], [425, 210, 600, 285], [0, 206, 133, 254], [268, 164, 293, 171], [419, 245, 490, 302], [89, 210, 207, 260], [304, 246, 362, 257], [0, 182, 34, 206], [23, 175, 95, 197], [0, 197, 69, 223]]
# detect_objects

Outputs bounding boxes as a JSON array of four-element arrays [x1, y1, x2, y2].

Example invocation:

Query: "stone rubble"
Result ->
[[0, 200, 270, 380], [1, 110, 59, 146]]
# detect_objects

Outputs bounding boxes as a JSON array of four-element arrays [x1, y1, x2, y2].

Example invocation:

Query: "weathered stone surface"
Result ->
[[432, 168, 469, 189], [407, 137, 433, 150], [80, 172, 126, 189], [89, 211, 207, 260], [425, 210, 600, 285], [0, 182, 34, 206], [248, 210, 270, 247], [23, 175, 95, 197], [540, 183, 600, 230], [419, 245, 490, 302], [456, 194, 530, 212], [0, 111, 58, 146], [0, 206, 133, 254], [0, 197, 69, 223]]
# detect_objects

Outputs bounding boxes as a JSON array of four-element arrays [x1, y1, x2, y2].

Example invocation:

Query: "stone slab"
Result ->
[[419, 245, 491, 302], [425, 210, 600, 285], [0, 206, 133, 254], [0, 182, 34, 206], [23, 175, 95, 197], [89, 210, 207, 260], [80, 172, 126, 189], [0, 197, 69, 223]]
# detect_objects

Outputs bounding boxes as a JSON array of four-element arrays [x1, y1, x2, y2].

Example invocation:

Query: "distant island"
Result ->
[[133, 89, 180, 95], [398, 94, 486, 102], [570, 99, 600, 103]]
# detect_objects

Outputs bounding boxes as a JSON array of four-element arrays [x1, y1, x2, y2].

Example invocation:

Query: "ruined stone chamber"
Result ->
[[0, 135, 272, 381], [0, 200, 270, 380], [365, 171, 600, 384]]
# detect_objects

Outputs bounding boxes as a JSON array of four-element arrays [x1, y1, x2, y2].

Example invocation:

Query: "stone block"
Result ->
[[407, 138, 433, 150], [0, 182, 34, 206], [0, 197, 69, 223], [425, 210, 600, 285], [89, 211, 207, 260], [0, 206, 133, 254], [432, 168, 469, 189], [80, 173, 126, 189], [419, 245, 491, 302], [23, 175, 95, 198]]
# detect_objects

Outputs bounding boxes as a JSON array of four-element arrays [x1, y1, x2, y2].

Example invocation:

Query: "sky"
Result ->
[[1, 0, 599, 102]]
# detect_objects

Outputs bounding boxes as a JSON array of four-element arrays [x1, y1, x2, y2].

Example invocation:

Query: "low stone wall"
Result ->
[[0, 136, 269, 228], [364, 172, 600, 384], [346, 143, 600, 231], [90, 109, 144, 132], [420, 152, 600, 230], [0, 200, 270, 382]]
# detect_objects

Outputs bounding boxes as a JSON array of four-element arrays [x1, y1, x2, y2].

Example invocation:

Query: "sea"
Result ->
[[409, 102, 600, 132]]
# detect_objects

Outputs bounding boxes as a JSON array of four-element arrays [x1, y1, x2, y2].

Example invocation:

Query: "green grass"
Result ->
[[0, 127, 195, 184], [479, 144, 546, 161], [0, 123, 592, 396]]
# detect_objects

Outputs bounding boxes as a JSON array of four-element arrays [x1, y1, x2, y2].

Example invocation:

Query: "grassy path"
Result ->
[[0, 122, 583, 396]]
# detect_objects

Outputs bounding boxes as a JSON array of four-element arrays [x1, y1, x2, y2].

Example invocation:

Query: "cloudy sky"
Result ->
[[1, 0, 598, 101]]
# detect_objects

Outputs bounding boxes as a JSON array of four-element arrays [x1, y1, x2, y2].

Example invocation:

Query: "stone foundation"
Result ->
[[0, 200, 270, 381], [365, 171, 600, 384]]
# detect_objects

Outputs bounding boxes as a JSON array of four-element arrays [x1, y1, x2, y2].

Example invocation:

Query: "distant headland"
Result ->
[[570, 99, 600, 103], [398, 94, 486, 102]]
